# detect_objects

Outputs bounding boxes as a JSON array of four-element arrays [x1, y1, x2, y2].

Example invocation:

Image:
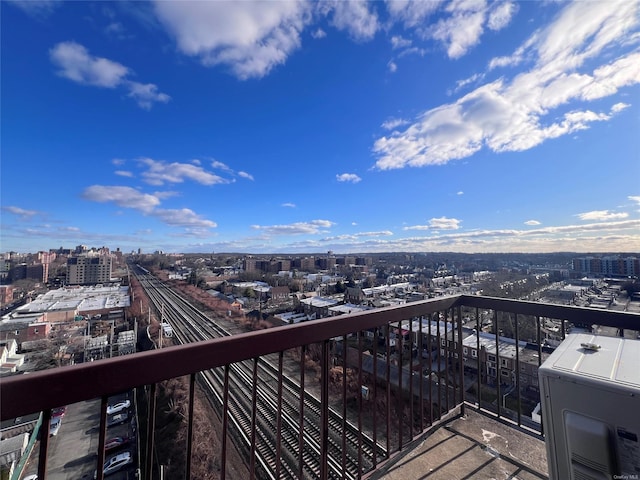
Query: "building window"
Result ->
[[463, 347, 468, 355], [488, 354, 496, 362], [521, 364, 527, 372], [441, 338, 446, 346], [440, 348, 445, 356], [501, 358, 508, 367], [488, 367, 497, 377], [15, 330, 20, 335], [471, 349, 477, 358], [501, 369, 509, 377], [34, 328, 39, 334]]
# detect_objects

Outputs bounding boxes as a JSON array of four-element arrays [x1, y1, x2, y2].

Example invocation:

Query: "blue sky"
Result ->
[[2, 0, 639, 254]]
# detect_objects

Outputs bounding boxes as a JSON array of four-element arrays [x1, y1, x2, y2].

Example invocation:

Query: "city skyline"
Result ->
[[2, 1, 639, 254]]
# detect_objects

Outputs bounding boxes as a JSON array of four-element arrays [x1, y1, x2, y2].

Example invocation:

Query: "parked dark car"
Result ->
[[105, 436, 130, 452], [107, 412, 128, 427]]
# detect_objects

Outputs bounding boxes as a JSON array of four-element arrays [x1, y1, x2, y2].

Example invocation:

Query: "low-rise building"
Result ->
[[0, 339, 25, 375]]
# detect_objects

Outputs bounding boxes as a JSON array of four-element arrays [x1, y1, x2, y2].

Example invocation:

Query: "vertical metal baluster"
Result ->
[[436, 313, 442, 421], [494, 310, 501, 419], [342, 335, 347, 474], [427, 314, 433, 425], [457, 305, 465, 416], [408, 317, 414, 442], [372, 327, 378, 468], [476, 307, 481, 412], [250, 358, 259, 480], [397, 321, 403, 450], [221, 365, 230, 480], [385, 324, 391, 457], [514, 313, 521, 426], [276, 352, 283, 478], [38, 409, 51, 480], [145, 383, 157, 480], [185, 374, 196, 480], [358, 332, 363, 478], [444, 309, 450, 414], [321, 341, 330, 480], [448, 308, 454, 413], [419, 316, 424, 431], [536, 316, 544, 437], [299, 345, 306, 480]]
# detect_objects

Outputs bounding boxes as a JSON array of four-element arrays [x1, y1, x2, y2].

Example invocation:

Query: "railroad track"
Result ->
[[133, 268, 386, 479]]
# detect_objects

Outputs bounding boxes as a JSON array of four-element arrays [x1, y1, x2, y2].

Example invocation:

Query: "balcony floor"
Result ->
[[370, 409, 548, 480]]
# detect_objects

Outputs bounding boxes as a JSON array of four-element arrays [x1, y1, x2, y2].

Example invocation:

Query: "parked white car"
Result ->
[[106, 400, 130, 415], [94, 451, 132, 478], [49, 417, 61, 436]]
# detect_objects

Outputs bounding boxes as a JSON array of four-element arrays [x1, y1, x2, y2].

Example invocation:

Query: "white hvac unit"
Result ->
[[539, 333, 640, 480]]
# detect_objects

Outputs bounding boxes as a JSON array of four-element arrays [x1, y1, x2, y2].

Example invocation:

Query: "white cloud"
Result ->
[[112, 158, 126, 166], [403, 225, 430, 231], [611, 102, 630, 113], [429, 0, 488, 59], [403, 217, 461, 231], [139, 158, 228, 186], [2, 206, 39, 219], [457, 191, 464, 195], [238, 171, 254, 181], [388, 61, 398, 73], [50, 41, 129, 88], [7, 0, 60, 17], [487, 1, 517, 31], [324, 0, 379, 41], [81, 185, 160, 212], [524, 220, 541, 226], [126, 81, 171, 110], [336, 173, 362, 183], [152, 208, 217, 228], [153, 191, 180, 200], [282, 202, 297, 208], [251, 219, 335, 235], [429, 216, 461, 230], [115, 170, 134, 178], [153, 1, 310, 79], [385, 0, 440, 28], [211, 160, 233, 172], [577, 210, 629, 221], [104, 22, 131, 40], [390, 35, 412, 49], [373, 1, 640, 170], [629, 195, 640, 204], [311, 28, 326, 39], [81, 185, 216, 232], [50, 41, 170, 109], [488, 53, 521, 70], [322, 231, 393, 241], [381, 117, 410, 130], [451, 73, 484, 94]]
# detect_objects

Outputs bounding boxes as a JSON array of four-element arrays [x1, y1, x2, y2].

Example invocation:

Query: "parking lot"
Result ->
[[22, 392, 137, 480]]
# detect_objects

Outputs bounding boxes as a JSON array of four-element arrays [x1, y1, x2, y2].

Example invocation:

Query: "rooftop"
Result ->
[[9, 285, 130, 316]]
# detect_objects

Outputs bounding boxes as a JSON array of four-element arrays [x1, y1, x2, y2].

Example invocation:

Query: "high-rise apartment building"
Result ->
[[66, 255, 112, 285], [572, 256, 639, 277]]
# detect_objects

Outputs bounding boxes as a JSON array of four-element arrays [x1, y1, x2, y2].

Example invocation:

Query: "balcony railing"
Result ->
[[2, 294, 638, 480]]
